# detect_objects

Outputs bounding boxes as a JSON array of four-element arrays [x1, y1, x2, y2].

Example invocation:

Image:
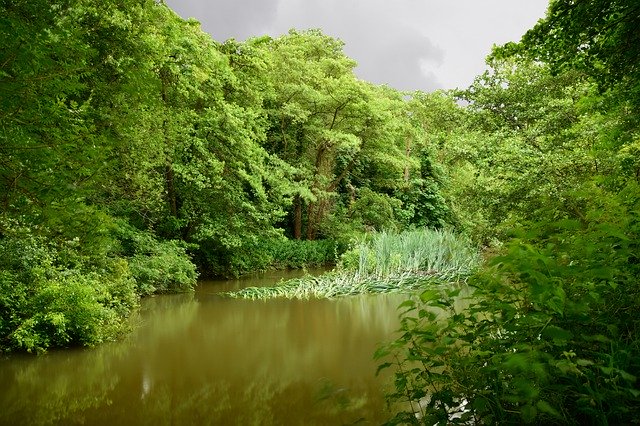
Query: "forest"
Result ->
[[1, 0, 638, 423]]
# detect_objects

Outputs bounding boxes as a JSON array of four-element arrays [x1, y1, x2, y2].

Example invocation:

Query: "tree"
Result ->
[[435, 56, 602, 242], [257, 30, 412, 239], [510, 0, 640, 118]]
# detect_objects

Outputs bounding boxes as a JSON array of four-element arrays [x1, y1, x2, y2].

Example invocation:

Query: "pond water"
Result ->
[[0, 269, 405, 425]]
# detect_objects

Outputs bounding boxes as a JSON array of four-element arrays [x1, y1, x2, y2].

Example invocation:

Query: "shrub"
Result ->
[[0, 226, 138, 353], [191, 233, 275, 278], [113, 222, 197, 295], [266, 238, 338, 269], [378, 186, 640, 424], [0, 216, 197, 353]]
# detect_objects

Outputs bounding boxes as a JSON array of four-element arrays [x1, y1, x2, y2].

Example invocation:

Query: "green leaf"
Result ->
[[397, 299, 416, 309], [376, 362, 392, 375], [536, 400, 560, 418], [542, 325, 573, 344], [502, 353, 530, 371], [419, 289, 440, 303], [472, 397, 490, 413], [618, 369, 637, 383], [521, 404, 538, 423], [373, 346, 391, 360]]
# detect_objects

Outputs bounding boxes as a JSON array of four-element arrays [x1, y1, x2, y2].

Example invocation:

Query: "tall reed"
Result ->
[[345, 229, 479, 280]]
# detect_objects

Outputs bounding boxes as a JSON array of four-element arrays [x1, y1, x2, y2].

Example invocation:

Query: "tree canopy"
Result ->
[[0, 1, 448, 352]]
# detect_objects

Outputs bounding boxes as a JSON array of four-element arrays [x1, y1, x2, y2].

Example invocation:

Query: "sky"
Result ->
[[164, 0, 549, 92]]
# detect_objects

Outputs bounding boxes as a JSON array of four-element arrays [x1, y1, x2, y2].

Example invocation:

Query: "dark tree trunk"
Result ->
[[294, 195, 302, 240], [306, 202, 316, 240], [165, 164, 178, 217]]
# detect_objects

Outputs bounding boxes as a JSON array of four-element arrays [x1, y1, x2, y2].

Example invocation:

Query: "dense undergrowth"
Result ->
[[0, 216, 197, 353], [196, 237, 340, 278]]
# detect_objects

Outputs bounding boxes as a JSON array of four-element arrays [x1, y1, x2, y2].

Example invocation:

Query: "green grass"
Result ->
[[222, 228, 480, 300]]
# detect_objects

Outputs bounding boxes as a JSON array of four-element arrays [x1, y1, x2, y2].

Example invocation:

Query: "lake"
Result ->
[[0, 270, 404, 425]]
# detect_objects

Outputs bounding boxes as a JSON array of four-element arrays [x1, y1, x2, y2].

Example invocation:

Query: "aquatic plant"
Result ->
[[223, 229, 480, 299]]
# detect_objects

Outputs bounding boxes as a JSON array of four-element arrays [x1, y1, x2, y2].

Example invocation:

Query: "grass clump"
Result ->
[[223, 228, 480, 300]]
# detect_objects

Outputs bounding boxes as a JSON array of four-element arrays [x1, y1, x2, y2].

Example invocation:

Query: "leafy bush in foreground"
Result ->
[[377, 186, 640, 424]]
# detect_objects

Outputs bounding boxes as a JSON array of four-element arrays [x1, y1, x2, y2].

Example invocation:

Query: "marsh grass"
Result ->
[[223, 229, 480, 300], [347, 229, 479, 280]]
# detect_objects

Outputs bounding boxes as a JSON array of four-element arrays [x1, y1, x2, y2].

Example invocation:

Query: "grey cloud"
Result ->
[[165, 0, 444, 91], [163, 0, 548, 92], [345, 31, 445, 92], [165, 0, 280, 41], [268, 0, 445, 91]]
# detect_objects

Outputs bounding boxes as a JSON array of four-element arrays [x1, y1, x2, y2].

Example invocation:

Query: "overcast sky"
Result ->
[[164, 0, 549, 92]]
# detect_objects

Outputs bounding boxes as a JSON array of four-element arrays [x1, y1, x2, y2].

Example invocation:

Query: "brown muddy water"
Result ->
[[0, 269, 405, 425]]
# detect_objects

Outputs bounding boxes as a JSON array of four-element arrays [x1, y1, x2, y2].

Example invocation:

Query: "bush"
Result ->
[[193, 233, 340, 278], [266, 238, 338, 269], [378, 186, 640, 424], [116, 225, 197, 295], [12, 272, 133, 352], [0, 226, 138, 353], [0, 216, 197, 353]]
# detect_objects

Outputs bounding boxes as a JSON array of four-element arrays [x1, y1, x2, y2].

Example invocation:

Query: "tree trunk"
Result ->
[[306, 202, 316, 240], [165, 163, 178, 217], [293, 195, 302, 240]]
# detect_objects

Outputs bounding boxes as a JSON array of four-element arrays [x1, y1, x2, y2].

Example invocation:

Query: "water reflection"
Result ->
[[0, 271, 403, 425]]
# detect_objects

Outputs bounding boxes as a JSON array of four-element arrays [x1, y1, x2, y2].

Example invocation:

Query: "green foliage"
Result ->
[[339, 229, 480, 281], [12, 272, 130, 352], [348, 188, 402, 232], [266, 238, 338, 269], [0, 219, 138, 353], [394, 149, 450, 229], [115, 223, 197, 295], [0, 0, 454, 352], [223, 272, 444, 300], [517, 0, 640, 111], [440, 57, 604, 243], [379, 4, 640, 422], [254, 30, 444, 241], [194, 236, 339, 278], [379, 186, 640, 424], [191, 233, 276, 278]]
